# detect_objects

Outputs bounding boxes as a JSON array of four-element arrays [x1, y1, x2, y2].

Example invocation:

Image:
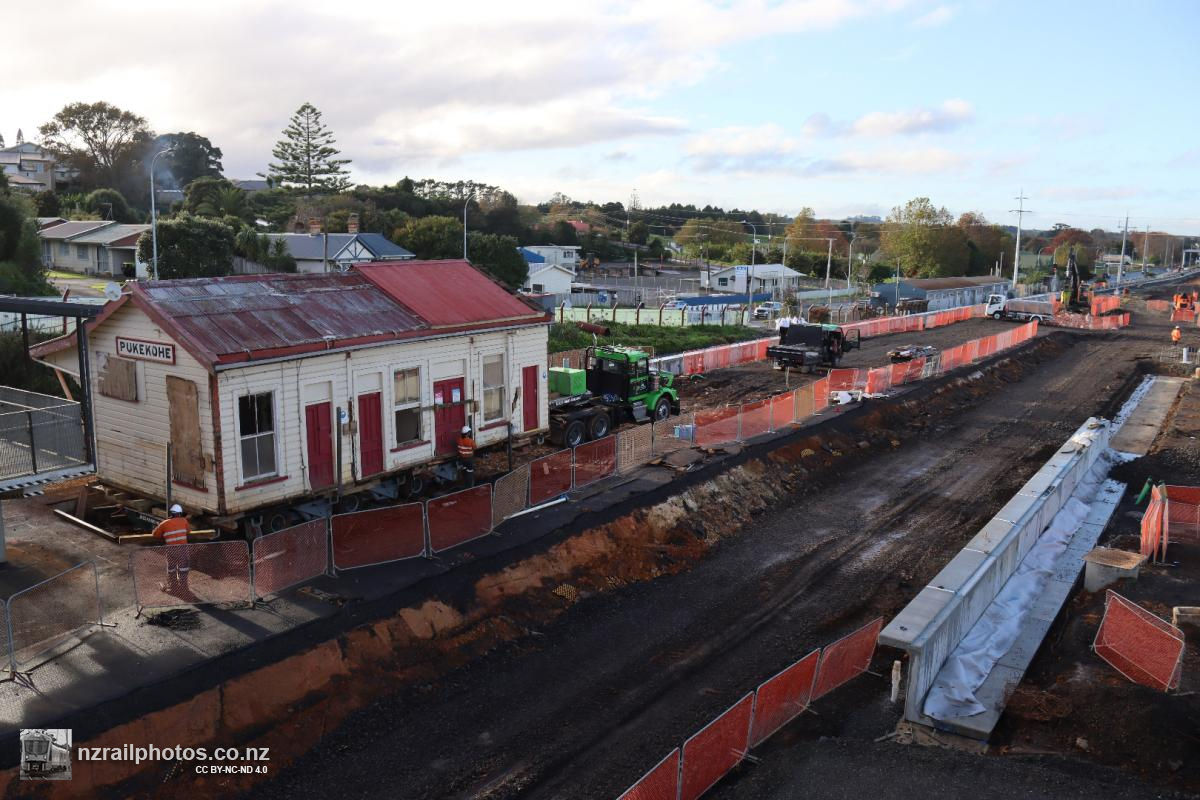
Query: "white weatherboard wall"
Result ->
[[879, 417, 1111, 727]]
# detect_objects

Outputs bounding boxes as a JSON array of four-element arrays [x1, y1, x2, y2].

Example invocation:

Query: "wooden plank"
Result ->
[[166, 375, 206, 488], [53, 508, 118, 541], [97, 353, 138, 402]]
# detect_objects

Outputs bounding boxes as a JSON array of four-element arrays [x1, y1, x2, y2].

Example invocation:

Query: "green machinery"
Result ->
[[548, 345, 680, 447]]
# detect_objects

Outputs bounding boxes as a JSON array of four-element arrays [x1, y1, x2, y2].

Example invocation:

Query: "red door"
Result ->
[[357, 392, 384, 477], [305, 402, 335, 490], [433, 378, 466, 456], [522, 365, 539, 432]]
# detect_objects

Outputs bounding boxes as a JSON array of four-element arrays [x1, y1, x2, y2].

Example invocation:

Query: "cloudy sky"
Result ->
[[4, 0, 1198, 232]]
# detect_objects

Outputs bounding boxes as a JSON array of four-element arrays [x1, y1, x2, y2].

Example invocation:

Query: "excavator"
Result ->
[[1059, 246, 1092, 313]]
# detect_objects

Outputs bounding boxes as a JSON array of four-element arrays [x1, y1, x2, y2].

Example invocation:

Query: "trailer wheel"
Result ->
[[588, 412, 610, 440], [564, 420, 586, 448], [992, 311, 1003, 319], [405, 473, 425, 499], [266, 511, 292, 533], [336, 494, 363, 514], [653, 398, 671, 421]]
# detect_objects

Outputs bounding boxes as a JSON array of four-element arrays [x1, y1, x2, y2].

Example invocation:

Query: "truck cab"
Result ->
[[985, 293, 1006, 317]]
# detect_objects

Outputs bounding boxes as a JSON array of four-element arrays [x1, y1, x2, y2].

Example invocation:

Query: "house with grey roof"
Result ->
[[262, 232, 415, 273], [38, 221, 150, 277], [1, 141, 73, 191]]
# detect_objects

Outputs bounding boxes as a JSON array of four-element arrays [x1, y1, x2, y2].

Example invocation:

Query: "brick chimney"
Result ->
[[347, 213, 360, 234], [308, 217, 322, 235]]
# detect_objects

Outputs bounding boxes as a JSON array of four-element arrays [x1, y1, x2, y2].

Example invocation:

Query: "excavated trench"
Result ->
[[11, 330, 1148, 800]]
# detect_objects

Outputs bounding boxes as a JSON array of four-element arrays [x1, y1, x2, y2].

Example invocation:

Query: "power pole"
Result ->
[[1141, 223, 1150, 271], [1010, 190, 1030, 290], [1117, 214, 1128, 285], [825, 238, 834, 307]]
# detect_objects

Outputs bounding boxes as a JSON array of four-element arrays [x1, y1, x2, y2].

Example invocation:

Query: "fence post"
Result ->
[[25, 410, 37, 474], [4, 598, 14, 673], [736, 405, 744, 442]]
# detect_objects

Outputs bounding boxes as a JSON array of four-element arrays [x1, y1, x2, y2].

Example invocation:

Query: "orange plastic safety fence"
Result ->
[[616, 748, 680, 800], [827, 368, 865, 392], [865, 366, 891, 394], [794, 383, 814, 420], [811, 377, 830, 412], [769, 391, 795, 431], [749, 648, 820, 748], [1141, 486, 1165, 560], [1093, 590, 1184, 691], [695, 405, 739, 447], [679, 693, 754, 800], [427, 484, 492, 553], [811, 618, 883, 699], [529, 449, 574, 505], [332, 502, 426, 569], [739, 398, 772, 440], [574, 435, 617, 489]]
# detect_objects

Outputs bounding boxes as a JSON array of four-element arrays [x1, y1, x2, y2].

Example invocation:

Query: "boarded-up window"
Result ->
[[97, 353, 137, 401], [166, 376, 205, 487]]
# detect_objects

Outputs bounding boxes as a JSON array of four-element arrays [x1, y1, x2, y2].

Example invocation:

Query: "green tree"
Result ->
[[1053, 243, 1093, 273], [136, 214, 235, 279], [628, 220, 649, 245], [34, 190, 60, 217], [393, 215, 463, 259], [82, 188, 137, 222], [881, 197, 968, 277], [184, 177, 251, 222], [0, 192, 53, 294], [155, 132, 223, 187], [261, 103, 352, 194], [38, 102, 155, 190], [466, 232, 528, 288]]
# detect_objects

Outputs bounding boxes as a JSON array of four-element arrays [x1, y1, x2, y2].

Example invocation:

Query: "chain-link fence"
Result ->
[[573, 435, 617, 490], [427, 485, 493, 553], [616, 424, 654, 474], [332, 503, 427, 570], [131, 541, 253, 609], [252, 519, 329, 598], [492, 464, 530, 527], [7, 562, 102, 669], [529, 450, 573, 505], [1093, 590, 1184, 692], [0, 399, 86, 481], [811, 618, 883, 700]]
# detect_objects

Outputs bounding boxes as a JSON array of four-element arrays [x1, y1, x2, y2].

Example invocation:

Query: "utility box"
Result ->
[[549, 367, 586, 397]]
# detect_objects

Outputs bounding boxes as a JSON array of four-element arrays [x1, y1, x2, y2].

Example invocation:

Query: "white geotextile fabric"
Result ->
[[923, 438, 1118, 720]]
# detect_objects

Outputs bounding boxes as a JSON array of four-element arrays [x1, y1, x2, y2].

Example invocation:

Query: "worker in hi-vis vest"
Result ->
[[457, 425, 477, 487], [1172, 326, 1182, 344], [152, 504, 192, 595]]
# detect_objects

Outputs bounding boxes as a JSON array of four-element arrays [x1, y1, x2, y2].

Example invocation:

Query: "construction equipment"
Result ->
[[1060, 247, 1091, 313], [548, 345, 679, 447], [767, 322, 860, 372], [985, 294, 1053, 322]]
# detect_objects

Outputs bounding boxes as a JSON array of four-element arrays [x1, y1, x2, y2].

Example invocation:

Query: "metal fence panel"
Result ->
[[738, 399, 771, 441], [616, 748, 680, 800], [131, 541, 252, 609], [679, 692, 755, 800], [252, 519, 329, 598], [617, 424, 654, 473], [694, 406, 739, 447], [1093, 590, 1184, 691], [427, 484, 493, 553], [8, 561, 102, 669], [332, 503, 426, 570], [652, 415, 693, 458], [492, 464, 530, 527], [811, 618, 882, 699], [769, 391, 795, 431], [749, 648, 820, 748], [573, 435, 617, 489], [529, 450, 573, 505]]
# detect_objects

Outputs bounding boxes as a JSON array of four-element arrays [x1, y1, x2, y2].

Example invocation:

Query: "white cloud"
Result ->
[[805, 147, 967, 176], [912, 5, 956, 28], [850, 99, 973, 136], [684, 124, 801, 172], [0, 0, 911, 185]]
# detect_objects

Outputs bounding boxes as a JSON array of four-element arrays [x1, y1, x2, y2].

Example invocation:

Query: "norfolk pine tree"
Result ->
[[261, 103, 352, 194]]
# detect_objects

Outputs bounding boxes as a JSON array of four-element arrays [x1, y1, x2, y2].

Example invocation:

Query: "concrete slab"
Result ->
[[1109, 378, 1185, 455]]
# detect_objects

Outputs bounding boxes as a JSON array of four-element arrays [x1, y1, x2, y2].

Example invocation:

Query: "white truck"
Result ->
[[985, 293, 1053, 322]]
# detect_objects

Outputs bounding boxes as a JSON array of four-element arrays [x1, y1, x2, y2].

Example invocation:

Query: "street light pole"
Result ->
[[742, 220, 759, 300], [462, 191, 475, 260], [825, 238, 834, 307], [149, 146, 175, 280]]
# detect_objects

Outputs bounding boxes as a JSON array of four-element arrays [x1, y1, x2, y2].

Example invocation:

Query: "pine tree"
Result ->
[[14, 129, 23, 145], [260, 103, 352, 194], [0, 133, 5, 148]]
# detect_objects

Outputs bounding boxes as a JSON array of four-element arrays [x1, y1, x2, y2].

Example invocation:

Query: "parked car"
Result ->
[[754, 301, 783, 320]]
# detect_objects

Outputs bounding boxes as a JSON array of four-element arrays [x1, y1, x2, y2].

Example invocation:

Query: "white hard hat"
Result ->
[[461, 425, 471, 434], [170, 504, 183, 514]]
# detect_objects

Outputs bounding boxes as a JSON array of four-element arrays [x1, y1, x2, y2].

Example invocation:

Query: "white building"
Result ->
[[518, 247, 575, 295], [705, 263, 805, 296], [38, 221, 151, 277], [522, 245, 580, 270], [30, 261, 550, 527]]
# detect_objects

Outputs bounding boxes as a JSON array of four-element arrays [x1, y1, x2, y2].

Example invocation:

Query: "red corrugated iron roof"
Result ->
[[31, 261, 549, 370], [354, 260, 546, 329]]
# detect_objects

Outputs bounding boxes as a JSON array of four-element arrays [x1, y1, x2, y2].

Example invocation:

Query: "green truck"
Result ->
[[548, 345, 680, 447]]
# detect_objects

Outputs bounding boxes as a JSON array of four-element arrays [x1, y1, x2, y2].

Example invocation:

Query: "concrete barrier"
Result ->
[[879, 417, 1112, 729]]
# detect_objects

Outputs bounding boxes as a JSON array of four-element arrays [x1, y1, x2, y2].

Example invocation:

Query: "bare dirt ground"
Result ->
[[675, 317, 1031, 410], [245, 310, 1179, 800]]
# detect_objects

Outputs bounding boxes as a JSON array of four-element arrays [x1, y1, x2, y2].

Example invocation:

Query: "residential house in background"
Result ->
[[705, 263, 804, 296], [261, 228, 415, 274], [230, 178, 271, 193], [37, 221, 150, 277], [37, 217, 67, 230], [518, 247, 575, 295], [0, 141, 72, 192], [523, 245, 580, 271]]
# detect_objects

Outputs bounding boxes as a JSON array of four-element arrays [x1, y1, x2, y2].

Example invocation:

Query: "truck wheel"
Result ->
[[653, 398, 671, 421], [564, 420, 586, 448], [588, 412, 610, 440], [405, 473, 425, 498], [992, 311, 1003, 320]]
